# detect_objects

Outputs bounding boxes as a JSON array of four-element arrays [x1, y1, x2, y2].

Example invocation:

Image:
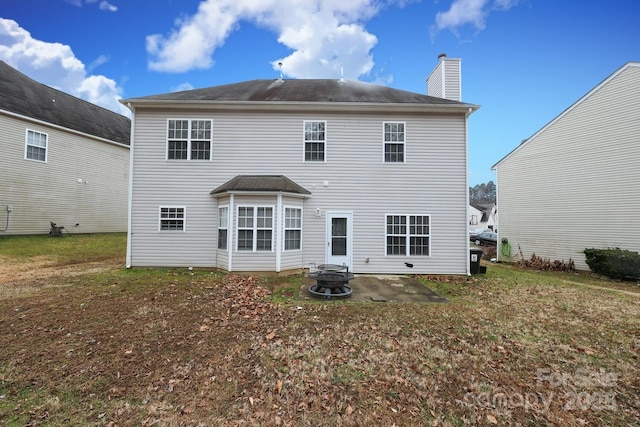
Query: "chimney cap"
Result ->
[[438, 53, 447, 59]]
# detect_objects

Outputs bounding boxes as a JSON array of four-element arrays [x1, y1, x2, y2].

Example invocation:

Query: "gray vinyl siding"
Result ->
[[427, 61, 444, 99], [129, 108, 468, 274], [444, 62, 461, 102], [427, 58, 461, 102], [494, 64, 640, 270], [0, 113, 129, 235]]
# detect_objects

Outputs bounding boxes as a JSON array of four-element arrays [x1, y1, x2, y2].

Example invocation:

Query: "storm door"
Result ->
[[326, 212, 353, 268]]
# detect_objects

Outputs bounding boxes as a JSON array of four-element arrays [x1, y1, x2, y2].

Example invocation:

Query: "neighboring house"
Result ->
[[492, 62, 640, 270], [0, 61, 131, 235], [469, 203, 497, 232], [121, 54, 479, 274]]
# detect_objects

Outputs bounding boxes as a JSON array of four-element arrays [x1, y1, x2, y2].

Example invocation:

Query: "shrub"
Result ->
[[516, 245, 575, 272], [583, 248, 640, 280]]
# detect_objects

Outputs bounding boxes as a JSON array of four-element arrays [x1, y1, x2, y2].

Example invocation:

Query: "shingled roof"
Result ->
[[124, 78, 476, 108], [210, 175, 311, 196], [0, 61, 130, 145]]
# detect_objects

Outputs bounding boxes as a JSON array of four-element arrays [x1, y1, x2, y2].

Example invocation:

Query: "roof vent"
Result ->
[[277, 62, 284, 82]]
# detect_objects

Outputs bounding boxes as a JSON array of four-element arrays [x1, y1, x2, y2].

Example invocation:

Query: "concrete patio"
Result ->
[[301, 274, 448, 303]]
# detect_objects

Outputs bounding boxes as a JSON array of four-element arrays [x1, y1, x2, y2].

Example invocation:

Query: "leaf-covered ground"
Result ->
[[0, 260, 638, 426]]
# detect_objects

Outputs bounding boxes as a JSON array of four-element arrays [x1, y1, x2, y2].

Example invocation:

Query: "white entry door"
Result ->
[[326, 212, 353, 268]]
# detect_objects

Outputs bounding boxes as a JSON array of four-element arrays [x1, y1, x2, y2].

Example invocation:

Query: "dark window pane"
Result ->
[[237, 230, 253, 250], [332, 237, 347, 256], [257, 230, 272, 251], [285, 230, 301, 250], [218, 229, 227, 250]]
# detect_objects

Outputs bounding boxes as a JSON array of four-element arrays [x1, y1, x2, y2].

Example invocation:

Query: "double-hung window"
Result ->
[[386, 214, 430, 256], [237, 206, 273, 251], [160, 207, 185, 231], [383, 122, 405, 163], [167, 119, 212, 160], [218, 206, 229, 250], [284, 207, 302, 250], [304, 120, 326, 161], [25, 130, 48, 162]]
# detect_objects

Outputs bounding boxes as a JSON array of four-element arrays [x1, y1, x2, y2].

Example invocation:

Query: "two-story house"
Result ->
[[121, 55, 478, 274], [0, 61, 131, 235]]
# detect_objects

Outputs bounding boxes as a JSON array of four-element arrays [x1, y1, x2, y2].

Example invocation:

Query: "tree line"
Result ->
[[469, 181, 496, 205]]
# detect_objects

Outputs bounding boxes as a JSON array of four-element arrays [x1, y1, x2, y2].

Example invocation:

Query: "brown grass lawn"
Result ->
[[0, 235, 638, 426]]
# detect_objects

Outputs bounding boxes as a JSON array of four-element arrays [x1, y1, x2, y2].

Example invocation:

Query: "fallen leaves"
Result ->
[[1, 267, 638, 427]]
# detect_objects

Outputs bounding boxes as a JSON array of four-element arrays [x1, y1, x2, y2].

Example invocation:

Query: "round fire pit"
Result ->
[[308, 264, 354, 298]]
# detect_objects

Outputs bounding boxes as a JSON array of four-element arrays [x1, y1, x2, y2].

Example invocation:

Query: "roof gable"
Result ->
[[492, 62, 640, 169], [0, 61, 130, 145]]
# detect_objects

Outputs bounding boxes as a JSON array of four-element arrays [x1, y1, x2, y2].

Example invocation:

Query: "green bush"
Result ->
[[583, 247, 640, 280]]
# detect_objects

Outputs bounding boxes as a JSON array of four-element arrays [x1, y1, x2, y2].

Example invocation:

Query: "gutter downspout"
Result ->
[[276, 193, 283, 272], [465, 107, 473, 276], [0, 207, 10, 232], [125, 103, 135, 269], [228, 194, 234, 272]]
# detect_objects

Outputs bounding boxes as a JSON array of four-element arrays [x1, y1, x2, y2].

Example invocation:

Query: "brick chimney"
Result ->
[[426, 53, 462, 101]]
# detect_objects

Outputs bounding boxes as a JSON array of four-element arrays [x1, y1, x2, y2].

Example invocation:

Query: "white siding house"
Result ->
[[122, 58, 478, 274], [492, 62, 640, 270], [0, 61, 131, 235], [469, 203, 497, 232]]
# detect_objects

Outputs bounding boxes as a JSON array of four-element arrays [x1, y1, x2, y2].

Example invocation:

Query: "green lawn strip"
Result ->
[[0, 233, 126, 265]]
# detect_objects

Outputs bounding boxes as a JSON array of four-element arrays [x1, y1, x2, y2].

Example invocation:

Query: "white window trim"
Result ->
[[218, 206, 230, 250], [382, 121, 406, 164], [159, 206, 186, 232], [236, 205, 275, 252], [385, 214, 431, 257], [303, 120, 327, 162], [166, 118, 213, 161], [24, 129, 48, 163], [283, 206, 303, 252]]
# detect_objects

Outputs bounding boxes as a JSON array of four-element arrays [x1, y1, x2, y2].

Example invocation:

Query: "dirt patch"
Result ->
[[0, 256, 123, 298]]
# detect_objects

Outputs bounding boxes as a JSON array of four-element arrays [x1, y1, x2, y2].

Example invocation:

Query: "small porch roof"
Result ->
[[210, 175, 312, 197]]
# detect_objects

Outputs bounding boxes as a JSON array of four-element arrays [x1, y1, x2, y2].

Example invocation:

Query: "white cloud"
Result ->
[[172, 82, 195, 92], [87, 54, 110, 72], [430, 0, 519, 40], [146, 0, 403, 80], [99, 1, 118, 12], [65, 0, 118, 12], [0, 18, 130, 116]]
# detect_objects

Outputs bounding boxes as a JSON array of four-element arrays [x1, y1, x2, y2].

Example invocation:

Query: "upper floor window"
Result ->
[[160, 207, 185, 231], [25, 130, 48, 162], [386, 214, 430, 256], [383, 122, 405, 163], [284, 207, 302, 250], [304, 121, 326, 161], [167, 119, 212, 160], [237, 206, 273, 251]]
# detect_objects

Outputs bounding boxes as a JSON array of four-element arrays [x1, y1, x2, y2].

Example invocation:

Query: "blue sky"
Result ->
[[1, 0, 638, 186]]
